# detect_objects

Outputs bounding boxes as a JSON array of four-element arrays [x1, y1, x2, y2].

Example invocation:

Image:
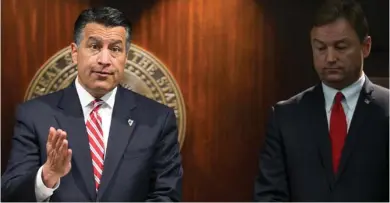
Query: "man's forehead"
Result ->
[[311, 18, 356, 38], [83, 23, 126, 41]]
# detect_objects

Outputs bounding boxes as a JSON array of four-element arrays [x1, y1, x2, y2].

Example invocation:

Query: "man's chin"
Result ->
[[88, 83, 117, 97], [321, 74, 350, 89], [96, 85, 115, 92], [322, 73, 344, 83]]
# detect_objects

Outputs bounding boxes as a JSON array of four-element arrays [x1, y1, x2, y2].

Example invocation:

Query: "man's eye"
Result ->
[[112, 47, 121, 52], [336, 46, 347, 50], [91, 44, 98, 49]]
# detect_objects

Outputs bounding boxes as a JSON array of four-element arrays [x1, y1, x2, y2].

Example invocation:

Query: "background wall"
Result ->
[[2, 0, 388, 201], [1, 0, 93, 185]]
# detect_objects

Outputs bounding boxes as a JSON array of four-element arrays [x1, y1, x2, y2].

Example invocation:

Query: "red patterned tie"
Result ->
[[86, 99, 105, 191], [330, 92, 347, 173]]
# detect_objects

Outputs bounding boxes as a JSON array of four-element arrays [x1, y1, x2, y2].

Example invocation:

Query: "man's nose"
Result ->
[[325, 48, 337, 64], [97, 49, 111, 66]]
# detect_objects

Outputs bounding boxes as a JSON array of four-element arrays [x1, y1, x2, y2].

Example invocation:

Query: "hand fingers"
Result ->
[[62, 139, 69, 157], [47, 127, 56, 144], [58, 138, 69, 162], [54, 129, 65, 150], [57, 138, 66, 155], [65, 149, 72, 165], [62, 130, 68, 140], [62, 131, 68, 156], [59, 130, 68, 153], [56, 130, 69, 157], [50, 129, 61, 149]]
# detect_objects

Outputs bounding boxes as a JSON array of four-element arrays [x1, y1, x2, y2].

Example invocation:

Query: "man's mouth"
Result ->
[[323, 67, 343, 71], [92, 71, 113, 75]]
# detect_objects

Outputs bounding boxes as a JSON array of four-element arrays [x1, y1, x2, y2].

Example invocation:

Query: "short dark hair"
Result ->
[[313, 0, 369, 42], [73, 7, 132, 51]]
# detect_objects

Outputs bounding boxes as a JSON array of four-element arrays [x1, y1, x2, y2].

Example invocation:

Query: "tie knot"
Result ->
[[92, 99, 103, 110], [334, 92, 344, 104]]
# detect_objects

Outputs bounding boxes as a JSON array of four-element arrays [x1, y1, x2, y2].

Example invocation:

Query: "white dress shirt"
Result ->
[[35, 77, 117, 201], [322, 74, 365, 131]]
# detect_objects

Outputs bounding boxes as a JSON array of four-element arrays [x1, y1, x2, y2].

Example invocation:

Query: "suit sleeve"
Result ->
[[254, 106, 289, 202], [146, 109, 183, 202], [1, 104, 41, 202]]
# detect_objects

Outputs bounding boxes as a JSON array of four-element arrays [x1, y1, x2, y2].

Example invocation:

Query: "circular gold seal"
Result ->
[[24, 44, 186, 149]]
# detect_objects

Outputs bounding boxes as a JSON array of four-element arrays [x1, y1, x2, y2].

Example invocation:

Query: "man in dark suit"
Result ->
[[1, 7, 183, 202], [254, 0, 389, 201]]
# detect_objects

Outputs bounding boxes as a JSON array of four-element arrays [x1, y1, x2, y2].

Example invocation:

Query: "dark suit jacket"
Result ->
[[254, 77, 389, 201], [1, 82, 183, 202]]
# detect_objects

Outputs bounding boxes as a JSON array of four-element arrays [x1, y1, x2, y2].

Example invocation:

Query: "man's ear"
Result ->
[[70, 43, 78, 64], [362, 36, 372, 58]]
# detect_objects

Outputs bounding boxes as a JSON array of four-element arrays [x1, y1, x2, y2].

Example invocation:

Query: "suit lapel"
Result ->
[[54, 82, 96, 201], [97, 86, 137, 199], [335, 77, 375, 182], [307, 85, 335, 186]]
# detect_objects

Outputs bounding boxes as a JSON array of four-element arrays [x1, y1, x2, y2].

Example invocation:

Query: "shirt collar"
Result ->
[[75, 76, 117, 109], [322, 73, 365, 113]]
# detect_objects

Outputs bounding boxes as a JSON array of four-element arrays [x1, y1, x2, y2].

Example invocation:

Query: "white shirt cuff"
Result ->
[[35, 165, 60, 202]]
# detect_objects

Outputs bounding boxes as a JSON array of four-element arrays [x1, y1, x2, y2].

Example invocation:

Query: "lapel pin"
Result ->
[[128, 119, 134, 126], [364, 99, 370, 104]]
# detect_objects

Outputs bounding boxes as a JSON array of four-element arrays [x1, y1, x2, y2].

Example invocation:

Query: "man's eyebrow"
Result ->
[[312, 39, 325, 44], [334, 38, 348, 44], [312, 38, 349, 44], [87, 37, 123, 45], [109, 40, 123, 45], [87, 36, 102, 41]]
